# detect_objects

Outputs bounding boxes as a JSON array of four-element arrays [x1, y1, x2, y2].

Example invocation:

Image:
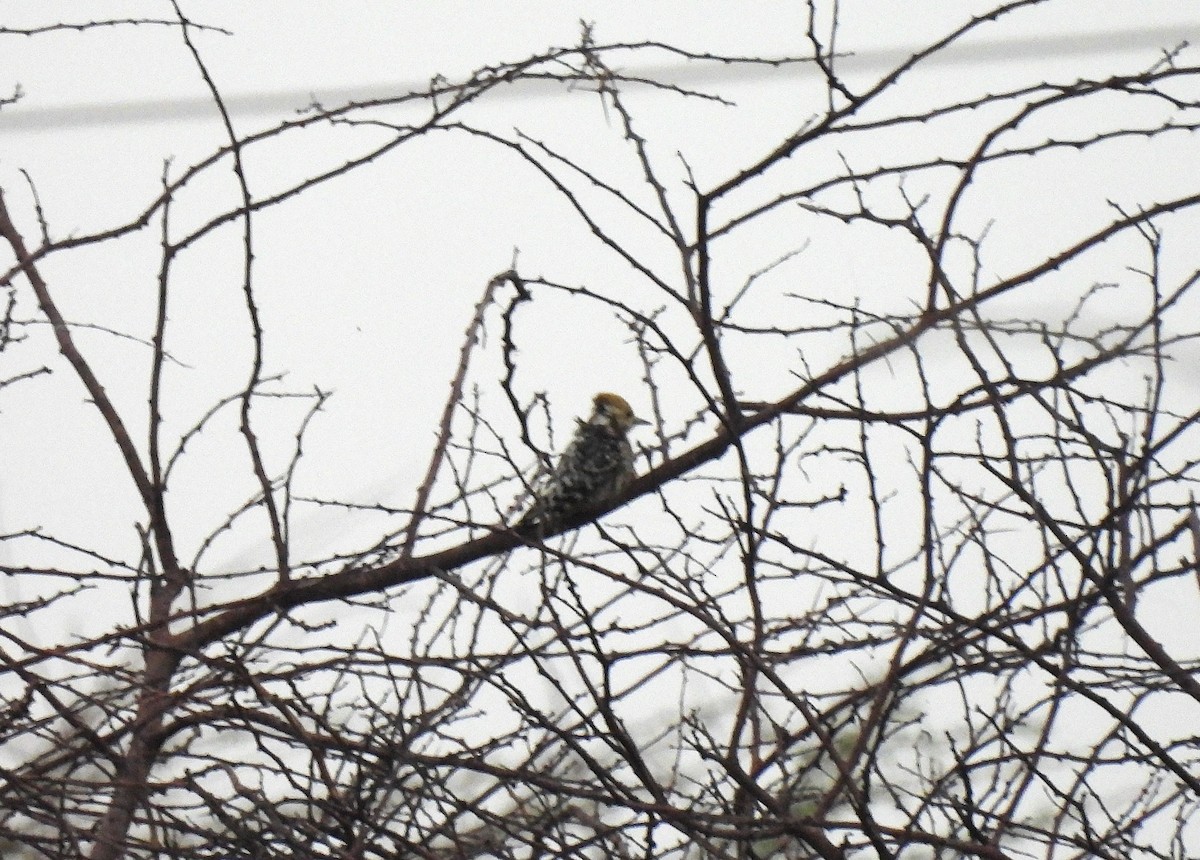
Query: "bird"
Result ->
[[515, 392, 649, 532]]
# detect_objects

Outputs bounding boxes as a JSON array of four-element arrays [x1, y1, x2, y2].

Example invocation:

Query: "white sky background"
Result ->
[[2, 3, 1199, 640], [4, 3, 1200, 851]]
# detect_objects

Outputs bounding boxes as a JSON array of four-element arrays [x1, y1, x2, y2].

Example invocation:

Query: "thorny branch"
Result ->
[[3, 5, 1200, 860]]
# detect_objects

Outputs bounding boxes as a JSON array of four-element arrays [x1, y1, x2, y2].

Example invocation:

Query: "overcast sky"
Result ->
[[3, 1, 1199, 605]]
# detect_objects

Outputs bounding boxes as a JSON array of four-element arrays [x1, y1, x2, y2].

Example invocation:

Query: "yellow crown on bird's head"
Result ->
[[591, 392, 649, 431]]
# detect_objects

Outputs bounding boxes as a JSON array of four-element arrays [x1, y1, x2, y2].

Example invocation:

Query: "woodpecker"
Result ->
[[516, 392, 648, 532]]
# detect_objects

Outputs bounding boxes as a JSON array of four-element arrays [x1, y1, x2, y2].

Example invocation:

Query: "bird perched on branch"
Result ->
[[516, 392, 648, 532]]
